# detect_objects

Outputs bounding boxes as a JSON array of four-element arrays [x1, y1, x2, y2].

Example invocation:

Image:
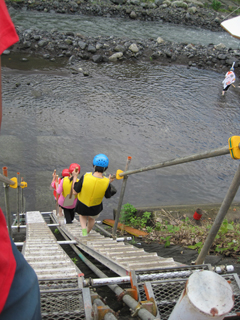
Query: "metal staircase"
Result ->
[[51, 211, 179, 276], [23, 211, 79, 279]]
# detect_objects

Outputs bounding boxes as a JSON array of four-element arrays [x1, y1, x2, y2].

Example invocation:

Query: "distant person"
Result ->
[[72, 154, 117, 236], [222, 63, 235, 96], [56, 163, 80, 224], [51, 168, 70, 217]]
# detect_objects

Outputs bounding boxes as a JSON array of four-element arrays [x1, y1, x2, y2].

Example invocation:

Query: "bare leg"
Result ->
[[87, 217, 95, 233], [58, 206, 63, 217], [79, 215, 88, 229]]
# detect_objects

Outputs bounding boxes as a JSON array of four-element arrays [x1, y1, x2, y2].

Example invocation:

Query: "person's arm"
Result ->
[[50, 170, 57, 189], [56, 178, 63, 195], [105, 175, 117, 198], [72, 169, 83, 195]]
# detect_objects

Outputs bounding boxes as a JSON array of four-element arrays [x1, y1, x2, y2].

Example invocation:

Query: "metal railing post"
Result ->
[[112, 157, 132, 239], [2, 167, 12, 237], [21, 177, 24, 214], [195, 163, 240, 265], [17, 172, 20, 230]]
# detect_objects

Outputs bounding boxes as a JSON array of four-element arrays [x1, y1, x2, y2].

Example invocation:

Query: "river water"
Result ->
[[9, 7, 240, 48], [0, 10, 240, 219]]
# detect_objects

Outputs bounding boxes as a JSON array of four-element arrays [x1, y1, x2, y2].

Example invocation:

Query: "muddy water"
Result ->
[[1, 55, 240, 219]]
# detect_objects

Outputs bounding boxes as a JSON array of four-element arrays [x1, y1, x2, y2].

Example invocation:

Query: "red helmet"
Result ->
[[61, 168, 70, 177], [69, 163, 81, 174]]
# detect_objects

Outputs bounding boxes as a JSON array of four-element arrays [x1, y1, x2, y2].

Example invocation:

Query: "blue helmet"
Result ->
[[230, 67, 234, 71], [93, 154, 109, 168]]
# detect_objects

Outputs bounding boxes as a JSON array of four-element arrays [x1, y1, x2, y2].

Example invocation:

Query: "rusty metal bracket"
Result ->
[[131, 298, 157, 317], [92, 304, 116, 320], [91, 293, 100, 303], [131, 301, 142, 317], [141, 298, 157, 316], [117, 288, 138, 301]]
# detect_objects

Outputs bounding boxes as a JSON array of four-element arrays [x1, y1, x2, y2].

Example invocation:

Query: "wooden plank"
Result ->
[[102, 219, 148, 237]]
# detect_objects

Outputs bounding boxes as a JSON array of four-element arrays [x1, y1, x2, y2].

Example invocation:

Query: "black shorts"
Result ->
[[223, 85, 230, 92]]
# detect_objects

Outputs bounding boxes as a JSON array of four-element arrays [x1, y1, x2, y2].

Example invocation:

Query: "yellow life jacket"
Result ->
[[78, 172, 109, 207], [62, 177, 78, 199]]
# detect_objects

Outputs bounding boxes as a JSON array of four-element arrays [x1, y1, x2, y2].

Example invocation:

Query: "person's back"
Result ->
[[222, 64, 236, 95], [72, 154, 116, 236], [56, 163, 80, 223]]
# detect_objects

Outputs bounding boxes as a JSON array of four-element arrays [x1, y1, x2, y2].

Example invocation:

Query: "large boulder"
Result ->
[[92, 55, 103, 63], [109, 52, 123, 61], [129, 43, 139, 53], [157, 37, 164, 44], [214, 43, 226, 50], [171, 1, 188, 8], [87, 44, 96, 53]]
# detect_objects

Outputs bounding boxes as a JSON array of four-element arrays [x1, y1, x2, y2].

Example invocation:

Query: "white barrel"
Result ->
[[169, 270, 234, 320]]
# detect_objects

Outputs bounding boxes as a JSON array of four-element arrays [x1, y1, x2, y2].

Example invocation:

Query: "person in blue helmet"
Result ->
[[72, 154, 117, 236]]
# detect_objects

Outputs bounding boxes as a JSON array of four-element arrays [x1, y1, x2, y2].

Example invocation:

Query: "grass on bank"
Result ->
[[120, 203, 240, 261]]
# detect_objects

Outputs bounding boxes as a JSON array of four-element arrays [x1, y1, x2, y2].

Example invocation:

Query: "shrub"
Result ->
[[211, 0, 221, 10]]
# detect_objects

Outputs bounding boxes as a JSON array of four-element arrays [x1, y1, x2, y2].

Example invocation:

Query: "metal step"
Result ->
[[51, 211, 179, 276], [23, 211, 79, 280]]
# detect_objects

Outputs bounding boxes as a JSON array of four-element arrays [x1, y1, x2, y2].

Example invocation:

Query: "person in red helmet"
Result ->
[[72, 154, 117, 236], [56, 163, 80, 224], [51, 168, 70, 217]]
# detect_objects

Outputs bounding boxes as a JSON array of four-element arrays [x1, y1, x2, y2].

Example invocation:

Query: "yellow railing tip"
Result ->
[[228, 136, 240, 159]]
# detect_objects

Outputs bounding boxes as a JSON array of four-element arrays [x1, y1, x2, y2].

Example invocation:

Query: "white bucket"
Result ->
[[169, 270, 234, 320]]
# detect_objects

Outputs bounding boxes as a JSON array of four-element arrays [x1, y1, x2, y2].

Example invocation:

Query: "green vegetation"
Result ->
[[120, 203, 137, 224], [129, 236, 136, 244], [54, 228, 60, 234], [211, 0, 222, 10], [120, 203, 152, 229], [120, 203, 240, 259], [71, 257, 78, 264]]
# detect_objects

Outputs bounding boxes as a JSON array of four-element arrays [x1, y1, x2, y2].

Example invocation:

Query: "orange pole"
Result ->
[[56, 175, 59, 215], [17, 172, 20, 231], [2, 166, 8, 177]]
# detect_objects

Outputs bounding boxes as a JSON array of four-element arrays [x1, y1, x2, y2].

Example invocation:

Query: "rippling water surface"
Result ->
[[9, 8, 240, 48], [1, 55, 240, 217]]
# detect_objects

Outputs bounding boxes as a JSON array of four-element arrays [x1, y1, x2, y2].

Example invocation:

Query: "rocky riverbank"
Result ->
[[5, 0, 238, 32], [4, 0, 240, 74], [4, 26, 239, 74]]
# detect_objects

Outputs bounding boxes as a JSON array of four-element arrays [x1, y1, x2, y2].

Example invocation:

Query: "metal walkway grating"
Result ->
[[23, 211, 79, 280], [52, 211, 180, 276], [132, 266, 240, 320], [40, 287, 85, 320], [23, 211, 88, 320]]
